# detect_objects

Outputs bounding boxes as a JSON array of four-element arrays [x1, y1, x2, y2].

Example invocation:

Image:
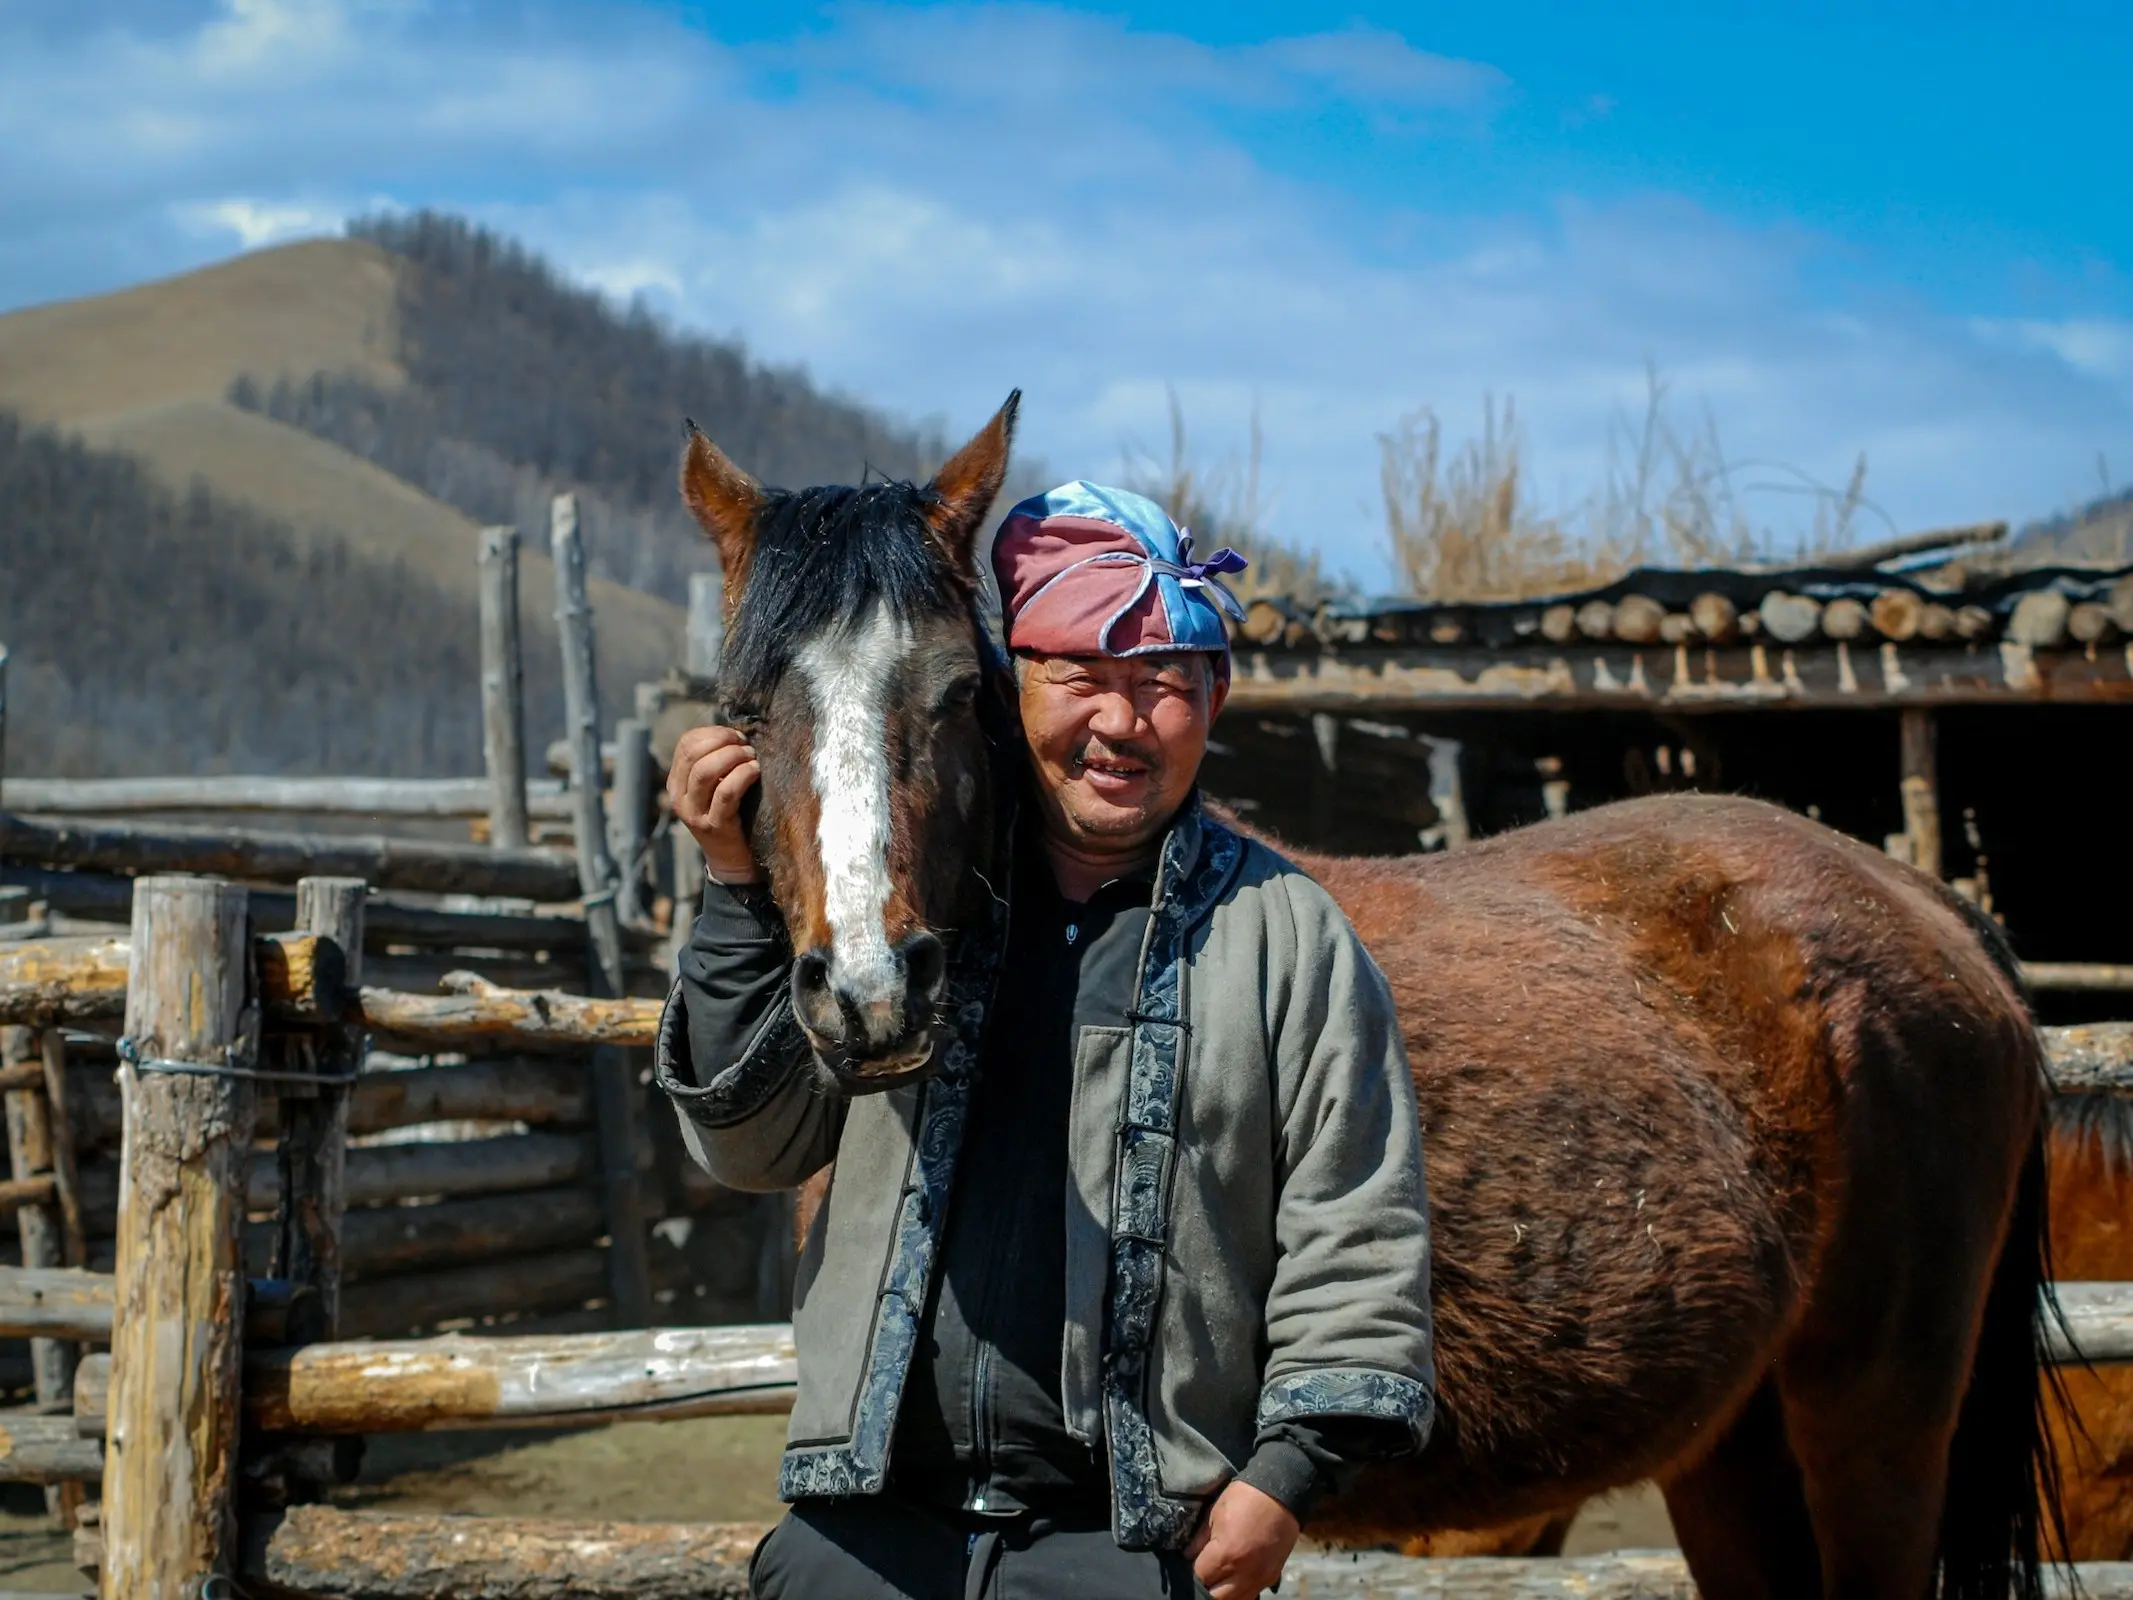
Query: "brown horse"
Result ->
[[678, 399, 2058, 1599]]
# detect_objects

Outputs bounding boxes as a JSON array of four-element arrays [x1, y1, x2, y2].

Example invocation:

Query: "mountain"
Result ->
[[230, 211, 963, 605]]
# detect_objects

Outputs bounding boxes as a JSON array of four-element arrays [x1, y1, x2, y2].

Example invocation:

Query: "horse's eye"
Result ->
[[937, 679, 980, 714]]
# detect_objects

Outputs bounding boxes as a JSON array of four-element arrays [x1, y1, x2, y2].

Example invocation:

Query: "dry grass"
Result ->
[[1120, 390, 1346, 607], [1381, 372, 1878, 602]]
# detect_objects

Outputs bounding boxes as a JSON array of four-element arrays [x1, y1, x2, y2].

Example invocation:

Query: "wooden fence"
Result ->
[[2, 880, 2132, 1597]]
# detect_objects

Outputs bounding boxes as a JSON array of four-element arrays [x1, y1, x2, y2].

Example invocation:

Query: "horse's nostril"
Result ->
[[899, 931, 947, 1003], [791, 951, 834, 1026]]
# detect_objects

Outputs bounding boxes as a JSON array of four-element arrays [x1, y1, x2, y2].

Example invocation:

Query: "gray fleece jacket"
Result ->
[[653, 799, 1434, 1550]]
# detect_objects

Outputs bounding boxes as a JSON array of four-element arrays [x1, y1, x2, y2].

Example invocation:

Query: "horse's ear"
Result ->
[[680, 422, 764, 602], [922, 390, 1020, 572]]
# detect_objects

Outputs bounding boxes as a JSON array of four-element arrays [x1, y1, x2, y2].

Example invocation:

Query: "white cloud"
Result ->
[[177, 197, 337, 249], [0, 1, 2125, 583]]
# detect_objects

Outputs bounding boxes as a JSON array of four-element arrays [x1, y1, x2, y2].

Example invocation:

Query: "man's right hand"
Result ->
[[668, 724, 762, 884]]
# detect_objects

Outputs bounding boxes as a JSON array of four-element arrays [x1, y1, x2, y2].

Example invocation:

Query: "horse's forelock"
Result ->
[[720, 479, 966, 702]]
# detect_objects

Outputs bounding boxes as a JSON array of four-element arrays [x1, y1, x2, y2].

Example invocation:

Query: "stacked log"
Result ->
[[1220, 569, 2129, 657]]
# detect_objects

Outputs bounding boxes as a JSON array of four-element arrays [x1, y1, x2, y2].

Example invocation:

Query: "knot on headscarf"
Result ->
[[989, 483, 1250, 660]]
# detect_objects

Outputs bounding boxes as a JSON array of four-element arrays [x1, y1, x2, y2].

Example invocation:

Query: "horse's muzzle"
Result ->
[[791, 930, 948, 1093]]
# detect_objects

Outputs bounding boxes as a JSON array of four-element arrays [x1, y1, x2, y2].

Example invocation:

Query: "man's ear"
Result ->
[[680, 421, 764, 608], [923, 390, 1020, 574]]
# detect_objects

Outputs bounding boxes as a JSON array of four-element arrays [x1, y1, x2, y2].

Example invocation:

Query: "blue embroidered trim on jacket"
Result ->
[[1257, 1368, 1436, 1449], [774, 904, 1003, 1502], [1102, 801, 1246, 1550], [653, 982, 814, 1130]]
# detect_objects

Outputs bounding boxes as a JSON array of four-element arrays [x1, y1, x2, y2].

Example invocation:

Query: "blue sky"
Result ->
[[2, 0, 2127, 581]]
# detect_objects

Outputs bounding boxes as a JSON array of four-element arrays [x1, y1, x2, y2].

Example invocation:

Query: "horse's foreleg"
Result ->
[[1661, 1380, 1823, 1600]]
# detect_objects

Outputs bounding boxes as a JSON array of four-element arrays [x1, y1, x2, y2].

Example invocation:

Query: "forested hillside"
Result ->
[[233, 212, 970, 603], [0, 412, 667, 776]]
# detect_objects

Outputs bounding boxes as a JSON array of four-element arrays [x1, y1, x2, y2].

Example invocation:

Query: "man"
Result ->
[[659, 482, 1433, 1599]]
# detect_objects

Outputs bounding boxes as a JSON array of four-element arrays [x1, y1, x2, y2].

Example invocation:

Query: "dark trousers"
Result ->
[[749, 1497, 1209, 1600]]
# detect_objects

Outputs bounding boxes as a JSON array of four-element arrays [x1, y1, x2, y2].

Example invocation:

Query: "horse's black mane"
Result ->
[[721, 481, 970, 703]]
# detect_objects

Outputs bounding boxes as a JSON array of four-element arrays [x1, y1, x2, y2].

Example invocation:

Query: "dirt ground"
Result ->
[[0, 1419, 1675, 1596]]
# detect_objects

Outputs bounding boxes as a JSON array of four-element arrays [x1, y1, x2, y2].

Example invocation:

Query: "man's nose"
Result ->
[[1085, 690, 1144, 742]]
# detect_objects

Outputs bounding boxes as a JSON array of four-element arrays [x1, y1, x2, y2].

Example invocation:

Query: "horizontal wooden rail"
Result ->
[[2054, 1023, 2133, 1094], [228, 1509, 2133, 1600], [2028, 963, 2133, 993], [0, 812, 580, 901], [241, 1509, 764, 1600], [5, 865, 596, 953], [248, 1322, 797, 1433], [0, 930, 340, 1025], [333, 1186, 607, 1283], [358, 976, 662, 1048], [56, 1052, 596, 1152], [0, 1410, 102, 1485], [6, 775, 570, 821], [0, 1265, 112, 1341]]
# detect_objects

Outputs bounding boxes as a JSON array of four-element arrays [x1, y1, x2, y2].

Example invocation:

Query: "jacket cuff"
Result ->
[[1234, 1439, 1329, 1522], [1257, 1368, 1436, 1451], [651, 980, 814, 1130]]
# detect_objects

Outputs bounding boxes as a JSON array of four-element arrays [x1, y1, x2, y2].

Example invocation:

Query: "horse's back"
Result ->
[[1291, 793, 2043, 1535]]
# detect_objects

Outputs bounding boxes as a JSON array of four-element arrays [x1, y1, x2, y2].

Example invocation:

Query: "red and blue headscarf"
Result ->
[[990, 482, 1248, 661]]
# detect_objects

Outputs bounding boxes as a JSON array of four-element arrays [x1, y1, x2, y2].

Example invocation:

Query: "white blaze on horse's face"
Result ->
[[794, 600, 912, 1023]]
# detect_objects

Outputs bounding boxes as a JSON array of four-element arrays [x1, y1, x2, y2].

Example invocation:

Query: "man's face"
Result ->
[[1016, 650, 1228, 855]]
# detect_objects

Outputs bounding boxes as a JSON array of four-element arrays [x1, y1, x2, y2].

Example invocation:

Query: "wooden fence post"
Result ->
[[3, 1023, 79, 1520], [610, 718, 651, 929], [101, 876, 255, 1599], [551, 494, 653, 1328], [479, 527, 531, 850], [685, 572, 724, 683], [1900, 708, 1942, 879], [272, 878, 365, 1344]]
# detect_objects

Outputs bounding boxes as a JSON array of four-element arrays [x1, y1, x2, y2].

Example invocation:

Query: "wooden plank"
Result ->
[[0, 931, 347, 1025], [3, 776, 569, 820], [479, 527, 533, 850], [242, 1508, 761, 1600], [0, 1411, 101, 1485], [246, 1322, 797, 1433], [102, 876, 255, 1598], [355, 978, 660, 1050], [1223, 638, 2133, 712], [0, 812, 580, 901]]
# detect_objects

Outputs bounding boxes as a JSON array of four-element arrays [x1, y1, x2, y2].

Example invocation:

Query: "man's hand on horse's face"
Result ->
[[667, 723, 762, 884], [1016, 650, 1227, 862], [1189, 1479, 1302, 1600]]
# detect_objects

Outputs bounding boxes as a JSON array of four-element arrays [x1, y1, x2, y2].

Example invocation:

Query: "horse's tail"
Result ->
[[1935, 892, 2071, 1600]]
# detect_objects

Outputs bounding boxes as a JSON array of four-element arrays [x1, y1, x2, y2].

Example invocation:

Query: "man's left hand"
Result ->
[[1187, 1479, 1301, 1599]]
